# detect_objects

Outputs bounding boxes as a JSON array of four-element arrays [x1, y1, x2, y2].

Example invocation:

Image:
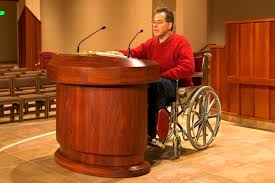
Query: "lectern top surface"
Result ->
[[47, 54, 160, 86]]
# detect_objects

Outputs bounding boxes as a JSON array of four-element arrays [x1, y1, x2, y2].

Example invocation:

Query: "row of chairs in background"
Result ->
[[0, 71, 56, 122], [0, 67, 47, 78]]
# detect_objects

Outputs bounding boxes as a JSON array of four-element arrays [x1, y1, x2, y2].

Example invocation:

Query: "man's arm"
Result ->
[[118, 41, 149, 59], [161, 41, 194, 80]]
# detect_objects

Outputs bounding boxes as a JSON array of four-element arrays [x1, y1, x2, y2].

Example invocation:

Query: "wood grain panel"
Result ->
[[35, 21, 41, 69], [47, 55, 160, 85], [218, 48, 228, 112], [18, 7, 41, 70], [227, 76, 275, 86], [25, 9, 31, 69], [226, 24, 239, 76], [57, 84, 147, 157], [223, 19, 275, 122], [210, 47, 228, 111], [18, 10, 26, 67], [254, 87, 270, 119], [239, 24, 254, 117], [270, 88, 275, 120], [210, 48, 218, 92], [240, 85, 254, 117], [271, 22, 275, 79], [270, 22, 275, 120], [254, 22, 270, 78], [226, 24, 240, 114], [239, 23, 254, 77], [225, 18, 275, 24], [50, 55, 160, 177]]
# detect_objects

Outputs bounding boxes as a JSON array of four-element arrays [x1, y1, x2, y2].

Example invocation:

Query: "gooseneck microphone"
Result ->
[[76, 26, 106, 53], [127, 29, 143, 58]]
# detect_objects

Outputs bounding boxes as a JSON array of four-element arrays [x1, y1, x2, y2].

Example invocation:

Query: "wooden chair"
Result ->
[[0, 64, 14, 70], [9, 67, 28, 72], [13, 76, 48, 121], [24, 70, 42, 75], [0, 68, 10, 75], [38, 75, 56, 93], [3, 71, 22, 77], [0, 78, 21, 121], [38, 75, 56, 117]]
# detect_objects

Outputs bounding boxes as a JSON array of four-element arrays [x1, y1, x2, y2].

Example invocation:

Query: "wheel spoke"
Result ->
[[203, 92, 209, 113], [198, 96, 204, 114], [207, 98, 216, 114], [203, 124, 207, 145], [193, 110, 200, 117], [196, 123, 204, 141], [208, 114, 219, 119], [205, 121, 214, 135], [194, 118, 204, 128]]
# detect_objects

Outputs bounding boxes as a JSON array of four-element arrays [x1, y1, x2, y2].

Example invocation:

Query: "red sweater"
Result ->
[[119, 33, 195, 82]]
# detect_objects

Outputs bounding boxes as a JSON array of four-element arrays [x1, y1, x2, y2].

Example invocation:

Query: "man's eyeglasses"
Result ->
[[152, 20, 165, 25]]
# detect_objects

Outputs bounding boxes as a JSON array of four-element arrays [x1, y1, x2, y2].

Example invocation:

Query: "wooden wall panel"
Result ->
[[254, 22, 270, 78], [209, 46, 228, 112], [239, 23, 254, 77], [227, 24, 239, 76], [270, 88, 275, 120], [254, 87, 270, 119], [18, 7, 41, 70], [226, 24, 240, 114], [239, 24, 254, 116], [217, 48, 228, 111], [210, 48, 218, 92], [35, 20, 41, 69], [219, 19, 275, 122], [239, 85, 254, 117], [254, 22, 270, 119], [18, 11, 26, 68], [270, 22, 275, 80], [25, 9, 31, 69], [270, 22, 275, 120]]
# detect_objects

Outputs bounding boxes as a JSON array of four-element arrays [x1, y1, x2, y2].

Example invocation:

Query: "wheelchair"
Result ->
[[149, 52, 221, 158]]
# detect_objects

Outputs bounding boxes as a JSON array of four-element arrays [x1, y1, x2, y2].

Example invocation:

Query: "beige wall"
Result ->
[[177, 0, 207, 52], [208, 0, 275, 44], [0, 1, 17, 63], [41, 0, 152, 53], [41, 0, 207, 53], [41, 0, 67, 53], [25, 0, 40, 20]]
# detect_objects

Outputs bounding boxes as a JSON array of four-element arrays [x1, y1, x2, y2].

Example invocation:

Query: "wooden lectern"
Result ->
[[47, 54, 160, 177]]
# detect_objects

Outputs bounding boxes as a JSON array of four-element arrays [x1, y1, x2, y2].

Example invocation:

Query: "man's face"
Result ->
[[152, 12, 172, 37]]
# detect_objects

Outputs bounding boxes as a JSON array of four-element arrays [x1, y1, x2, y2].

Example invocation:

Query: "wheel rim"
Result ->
[[187, 86, 221, 150]]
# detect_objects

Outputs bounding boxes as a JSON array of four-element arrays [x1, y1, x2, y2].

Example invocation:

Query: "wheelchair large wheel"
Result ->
[[186, 86, 221, 150]]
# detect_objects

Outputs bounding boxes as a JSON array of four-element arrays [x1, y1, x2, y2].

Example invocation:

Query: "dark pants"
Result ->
[[147, 77, 176, 138]]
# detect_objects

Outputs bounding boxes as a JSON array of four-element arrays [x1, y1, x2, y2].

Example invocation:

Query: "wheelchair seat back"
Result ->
[[178, 52, 211, 88]]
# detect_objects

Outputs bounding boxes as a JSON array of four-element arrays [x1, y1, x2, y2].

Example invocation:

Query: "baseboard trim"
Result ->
[[222, 113, 275, 132]]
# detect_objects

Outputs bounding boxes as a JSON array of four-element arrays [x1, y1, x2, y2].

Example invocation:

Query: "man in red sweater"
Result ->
[[112, 7, 194, 141]]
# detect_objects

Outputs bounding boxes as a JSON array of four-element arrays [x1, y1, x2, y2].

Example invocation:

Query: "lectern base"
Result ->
[[54, 149, 151, 178]]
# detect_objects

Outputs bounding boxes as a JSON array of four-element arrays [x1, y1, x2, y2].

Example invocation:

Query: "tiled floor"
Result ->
[[0, 119, 275, 183]]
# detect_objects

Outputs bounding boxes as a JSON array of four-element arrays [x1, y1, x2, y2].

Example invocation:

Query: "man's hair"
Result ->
[[154, 7, 174, 30]]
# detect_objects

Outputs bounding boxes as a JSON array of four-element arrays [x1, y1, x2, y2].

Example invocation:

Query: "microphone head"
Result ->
[[102, 26, 106, 29], [140, 29, 143, 33]]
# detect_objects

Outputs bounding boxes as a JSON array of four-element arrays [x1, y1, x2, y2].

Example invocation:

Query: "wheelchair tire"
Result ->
[[186, 86, 221, 150]]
